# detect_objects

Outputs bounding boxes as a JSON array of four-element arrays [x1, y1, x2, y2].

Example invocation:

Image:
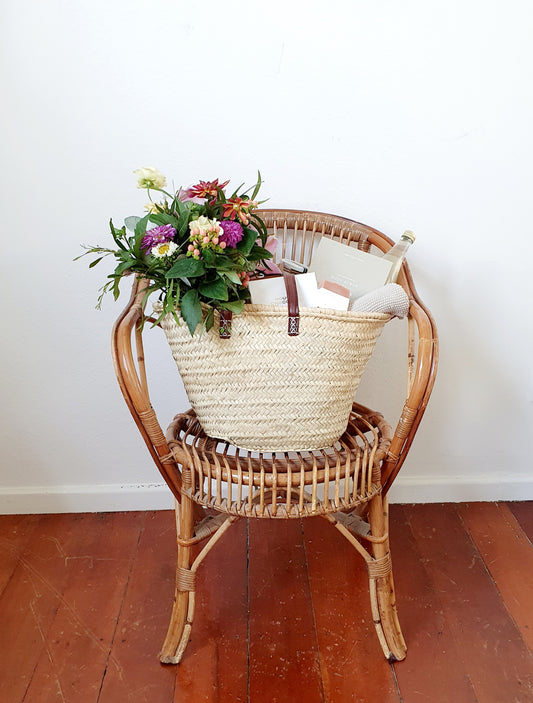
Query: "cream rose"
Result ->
[[133, 166, 167, 190]]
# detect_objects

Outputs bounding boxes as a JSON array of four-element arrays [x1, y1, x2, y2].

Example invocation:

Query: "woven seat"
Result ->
[[112, 209, 438, 665], [166, 403, 390, 519]]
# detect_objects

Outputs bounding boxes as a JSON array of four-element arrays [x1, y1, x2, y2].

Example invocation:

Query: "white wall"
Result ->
[[1, 0, 532, 513]]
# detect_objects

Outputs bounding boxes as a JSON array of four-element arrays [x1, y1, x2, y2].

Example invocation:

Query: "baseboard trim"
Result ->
[[1, 474, 531, 515], [0, 483, 175, 515], [388, 473, 533, 504]]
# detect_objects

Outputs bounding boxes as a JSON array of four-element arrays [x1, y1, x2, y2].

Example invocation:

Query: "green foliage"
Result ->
[[77, 171, 273, 335]]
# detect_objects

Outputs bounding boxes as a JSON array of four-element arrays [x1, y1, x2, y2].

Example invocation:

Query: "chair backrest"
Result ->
[[112, 209, 438, 498]]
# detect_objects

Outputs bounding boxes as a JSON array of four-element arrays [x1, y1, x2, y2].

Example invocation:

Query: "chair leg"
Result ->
[[367, 494, 407, 662], [160, 495, 195, 664]]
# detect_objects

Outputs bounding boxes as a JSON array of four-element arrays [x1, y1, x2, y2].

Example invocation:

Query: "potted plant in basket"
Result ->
[[77, 168, 274, 335]]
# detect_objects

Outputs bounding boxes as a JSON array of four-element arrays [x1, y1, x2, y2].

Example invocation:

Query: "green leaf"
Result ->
[[199, 278, 229, 301], [125, 216, 141, 232], [88, 257, 104, 268], [180, 289, 203, 335], [236, 229, 256, 256], [219, 299, 246, 314], [134, 214, 150, 237], [250, 170, 262, 201], [166, 257, 205, 279], [176, 204, 191, 238], [224, 270, 242, 285], [149, 212, 180, 229], [202, 248, 216, 266], [114, 260, 134, 276], [248, 244, 273, 261], [205, 307, 215, 332]]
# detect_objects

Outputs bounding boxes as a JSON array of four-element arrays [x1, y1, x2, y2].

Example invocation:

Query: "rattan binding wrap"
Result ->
[[154, 302, 389, 452]]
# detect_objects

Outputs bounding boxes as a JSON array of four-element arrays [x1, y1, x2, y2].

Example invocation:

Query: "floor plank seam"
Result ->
[[246, 518, 251, 703], [0, 527, 36, 603], [390, 663, 404, 703], [301, 518, 327, 703], [96, 513, 146, 702]]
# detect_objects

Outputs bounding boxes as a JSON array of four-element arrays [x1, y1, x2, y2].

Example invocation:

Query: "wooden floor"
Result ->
[[1, 502, 532, 703]]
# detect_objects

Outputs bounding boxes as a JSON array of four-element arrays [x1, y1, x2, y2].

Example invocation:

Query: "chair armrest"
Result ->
[[380, 264, 438, 495], [111, 276, 183, 501]]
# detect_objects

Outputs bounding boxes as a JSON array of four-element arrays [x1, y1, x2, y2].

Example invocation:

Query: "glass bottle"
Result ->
[[382, 230, 416, 283]]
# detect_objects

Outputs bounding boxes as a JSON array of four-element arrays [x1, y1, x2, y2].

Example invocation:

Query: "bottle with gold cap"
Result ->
[[382, 230, 416, 283]]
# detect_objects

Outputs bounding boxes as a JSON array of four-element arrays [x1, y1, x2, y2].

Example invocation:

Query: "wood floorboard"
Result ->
[[507, 501, 533, 543], [0, 513, 144, 703], [389, 505, 478, 703], [248, 518, 324, 703], [303, 515, 400, 703], [404, 503, 533, 703], [458, 502, 533, 652], [173, 517, 249, 703], [0, 502, 532, 703], [97, 510, 176, 703], [0, 514, 40, 597]]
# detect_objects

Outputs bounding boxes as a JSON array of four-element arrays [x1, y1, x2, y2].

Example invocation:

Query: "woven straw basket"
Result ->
[[154, 275, 389, 452]]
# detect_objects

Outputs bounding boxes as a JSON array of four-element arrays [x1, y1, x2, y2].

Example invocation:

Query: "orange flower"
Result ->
[[222, 197, 256, 225]]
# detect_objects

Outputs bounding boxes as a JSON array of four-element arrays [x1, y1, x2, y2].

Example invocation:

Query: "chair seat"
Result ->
[[166, 403, 392, 519]]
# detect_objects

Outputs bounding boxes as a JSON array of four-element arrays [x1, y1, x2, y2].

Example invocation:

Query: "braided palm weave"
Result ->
[[155, 302, 389, 452]]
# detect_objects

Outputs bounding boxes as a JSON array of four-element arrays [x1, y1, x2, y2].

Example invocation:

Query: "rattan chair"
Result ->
[[112, 210, 438, 664]]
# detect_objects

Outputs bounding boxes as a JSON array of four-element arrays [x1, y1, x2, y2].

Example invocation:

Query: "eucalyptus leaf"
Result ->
[[125, 216, 141, 232]]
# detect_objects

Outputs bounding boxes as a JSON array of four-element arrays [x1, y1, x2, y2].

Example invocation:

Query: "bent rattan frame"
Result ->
[[111, 209, 438, 665]]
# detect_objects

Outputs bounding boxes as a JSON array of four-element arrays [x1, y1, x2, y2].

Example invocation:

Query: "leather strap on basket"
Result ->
[[218, 309, 233, 338], [218, 272, 300, 338], [284, 271, 300, 336]]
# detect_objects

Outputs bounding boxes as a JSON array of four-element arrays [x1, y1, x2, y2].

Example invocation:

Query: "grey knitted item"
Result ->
[[349, 283, 410, 318]]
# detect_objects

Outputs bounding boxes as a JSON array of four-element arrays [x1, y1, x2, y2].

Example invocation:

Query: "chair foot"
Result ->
[[369, 572, 407, 661], [159, 591, 194, 664], [368, 495, 407, 662], [159, 496, 196, 665]]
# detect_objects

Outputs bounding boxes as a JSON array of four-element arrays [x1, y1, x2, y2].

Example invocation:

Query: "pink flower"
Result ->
[[141, 224, 176, 250], [182, 178, 230, 203], [219, 220, 244, 248]]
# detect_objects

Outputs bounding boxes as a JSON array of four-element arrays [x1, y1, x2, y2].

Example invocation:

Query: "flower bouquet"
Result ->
[[78, 167, 273, 335]]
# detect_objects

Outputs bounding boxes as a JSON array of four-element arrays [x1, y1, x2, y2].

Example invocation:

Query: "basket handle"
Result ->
[[283, 271, 300, 336], [218, 271, 300, 338]]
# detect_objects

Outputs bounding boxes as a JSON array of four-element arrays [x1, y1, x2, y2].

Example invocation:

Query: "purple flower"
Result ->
[[219, 220, 244, 248], [141, 224, 176, 250]]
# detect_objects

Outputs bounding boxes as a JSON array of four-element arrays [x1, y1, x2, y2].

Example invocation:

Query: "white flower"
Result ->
[[151, 241, 178, 258], [144, 202, 161, 214], [134, 166, 167, 190]]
